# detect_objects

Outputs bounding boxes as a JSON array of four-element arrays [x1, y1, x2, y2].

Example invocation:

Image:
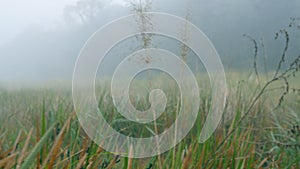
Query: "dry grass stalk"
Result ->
[[12, 130, 22, 153], [75, 153, 87, 169], [127, 144, 133, 169], [16, 128, 33, 169], [41, 114, 72, 169], [181, 144, 195, 169], [0, 153, 18, 168]]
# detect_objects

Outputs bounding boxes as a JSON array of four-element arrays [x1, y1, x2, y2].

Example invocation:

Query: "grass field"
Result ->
[[0, 72, 299, 169], [1, 0, 300, 168]]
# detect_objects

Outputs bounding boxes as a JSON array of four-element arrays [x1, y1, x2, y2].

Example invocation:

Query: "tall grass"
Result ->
[[1, 3, 300, 169], [0, 72, 299, 168]]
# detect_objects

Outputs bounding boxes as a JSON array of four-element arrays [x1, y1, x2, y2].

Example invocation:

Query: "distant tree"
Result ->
[[63, 0, 106, 25]]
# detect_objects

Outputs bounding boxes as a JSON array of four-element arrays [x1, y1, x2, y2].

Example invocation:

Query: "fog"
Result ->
[[1, 0, 300, 86]]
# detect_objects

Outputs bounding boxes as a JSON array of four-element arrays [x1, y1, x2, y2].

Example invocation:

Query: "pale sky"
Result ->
[[0, 0, 128, 45]]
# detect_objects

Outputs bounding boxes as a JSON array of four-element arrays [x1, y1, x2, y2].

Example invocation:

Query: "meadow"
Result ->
[[1, 6, 300, 168], [0, 71, 299, 169], [1, 0, 300, 168]]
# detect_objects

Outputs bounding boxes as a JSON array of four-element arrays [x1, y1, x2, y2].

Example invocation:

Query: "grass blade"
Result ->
[[20, 123, 56, 169]]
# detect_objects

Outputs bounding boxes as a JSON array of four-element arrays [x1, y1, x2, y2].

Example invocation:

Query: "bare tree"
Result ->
[[64, 0, 105, 25]]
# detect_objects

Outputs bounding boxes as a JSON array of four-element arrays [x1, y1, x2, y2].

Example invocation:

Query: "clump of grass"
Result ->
[[202, 18, 300, 168]]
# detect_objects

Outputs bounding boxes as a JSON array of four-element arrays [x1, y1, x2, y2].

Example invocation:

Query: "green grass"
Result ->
[[0, 73, 299, 169]]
